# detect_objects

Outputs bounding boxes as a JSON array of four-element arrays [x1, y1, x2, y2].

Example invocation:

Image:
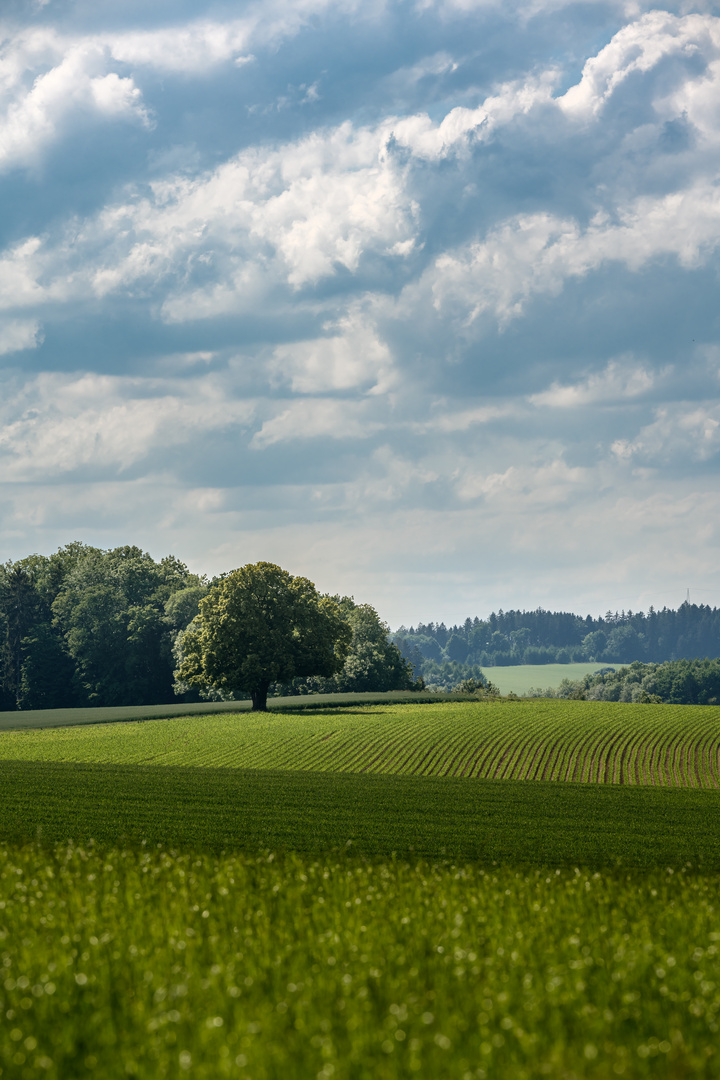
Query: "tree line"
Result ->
[[0, 545, 418, 711], [526, 659, 720, 706], [5, 543, 718, 710], [393, 603, 720, 684]]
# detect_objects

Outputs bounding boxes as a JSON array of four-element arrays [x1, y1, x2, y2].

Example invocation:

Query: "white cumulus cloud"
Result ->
[[612, 403, 720, 465], [0, 373, 255, 479], [251, 398, 383, 448], [530, 359, 658, 407], [0, 317, 43, 355], [269, 311, 395, 394], [559, 11, 720, 120], [0, 37, 151, 172], [428, 180, 720, 329]]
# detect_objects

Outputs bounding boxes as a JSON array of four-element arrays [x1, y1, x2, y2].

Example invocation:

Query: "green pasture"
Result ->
[[486, 662, 618, 695], [2, 699, 719, 787]]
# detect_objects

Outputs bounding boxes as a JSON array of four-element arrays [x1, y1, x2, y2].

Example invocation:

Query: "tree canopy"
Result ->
[[176, 562, 352, 710], [274, 596, 421, 696], [6, 541, 720, 711], [0, 543, 205, 710]]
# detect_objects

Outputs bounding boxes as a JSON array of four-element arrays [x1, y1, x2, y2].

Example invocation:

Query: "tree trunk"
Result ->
[[251, 685, 269, 711]]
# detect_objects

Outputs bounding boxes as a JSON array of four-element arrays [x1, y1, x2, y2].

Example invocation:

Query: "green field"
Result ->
[[2, 700, 719, 787], [3, 699, 720, 1079], [4, 760, 720, 866], [485, 662, 619, 695]]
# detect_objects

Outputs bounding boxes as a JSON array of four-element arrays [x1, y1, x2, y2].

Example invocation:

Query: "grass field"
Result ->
[[486, 662, 619, 695], [3, 700, 719, 787], [3, 699, 720, 1078]]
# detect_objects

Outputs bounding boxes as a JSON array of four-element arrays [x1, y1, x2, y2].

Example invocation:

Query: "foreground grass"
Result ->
[[2, 761, 720, 868], [1, 843, 719, 1080]]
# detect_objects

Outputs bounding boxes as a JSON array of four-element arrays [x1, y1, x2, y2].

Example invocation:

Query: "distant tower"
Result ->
[[686, 588, 691, 605]]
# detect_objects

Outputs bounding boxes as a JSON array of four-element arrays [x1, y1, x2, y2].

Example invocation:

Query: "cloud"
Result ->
[[105, 22, 255, 73], [5, 10, 720, 329], [0, 317, 43, 355], [530, 359, 658, 407], [611, 403, 720, 465], [388, 71, 557, 160], [269, 311, 395, 394], [42, 73, 552, 313], [456, 458, 589, 504], [0, 2, 367, 87], [0, 37, 151, 172], [0, 372, 255, 479], [427, 180, 720, 329], [76, 119, 421, 316], [251, 398, 382, 448], [2, 0, 720, 625], [0, 238, 48, 310], [431, 0, 651, 12], [342, 445, 442, 507], [415, 403, 515, 432], [0, 4, 368, 173], [558, 11, 720, 120]]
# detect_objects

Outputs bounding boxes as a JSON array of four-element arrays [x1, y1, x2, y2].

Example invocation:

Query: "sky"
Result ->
[[1, 0, 720, 627]]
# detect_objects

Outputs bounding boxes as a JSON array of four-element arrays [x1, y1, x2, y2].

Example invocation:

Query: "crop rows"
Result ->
[[3, 700, 720, 788]]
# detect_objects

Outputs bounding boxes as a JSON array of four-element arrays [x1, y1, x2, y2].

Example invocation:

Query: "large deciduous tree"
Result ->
[[176, 562, 352, 710], [296, 599, 420, 694]]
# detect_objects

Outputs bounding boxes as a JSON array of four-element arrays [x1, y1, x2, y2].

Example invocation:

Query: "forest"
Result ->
[[393, 603, 720, 687], [0, 544, 417, 711]]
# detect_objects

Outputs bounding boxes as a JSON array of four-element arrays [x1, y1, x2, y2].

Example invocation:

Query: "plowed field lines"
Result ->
[[537, 725, 575, 782], [562, 723, 599, 782], [517, 735, 551, 781], [634, 716, 667, 785], [693, 718, 720, 786], [2, 700, 720, 788], [511, 732, 544, 781], [468, 729, 509, 779], [453, 733, 500, 779], [498, 723, 547, 780], [579, 721, 624, 784], [700, 727, 720, 788]]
